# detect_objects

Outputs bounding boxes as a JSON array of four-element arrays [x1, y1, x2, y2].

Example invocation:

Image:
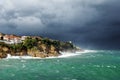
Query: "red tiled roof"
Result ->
[[4, 35, 20, 40]]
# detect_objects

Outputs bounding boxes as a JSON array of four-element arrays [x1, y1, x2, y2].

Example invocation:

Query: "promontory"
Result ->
[[0, 32, 83, 58]]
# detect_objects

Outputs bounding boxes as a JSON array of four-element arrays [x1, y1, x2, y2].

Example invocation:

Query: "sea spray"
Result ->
[[5, 50, 92, 59]]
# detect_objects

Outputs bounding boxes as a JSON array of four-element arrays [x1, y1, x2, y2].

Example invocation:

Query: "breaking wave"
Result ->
[[6, 50, 97, 59]]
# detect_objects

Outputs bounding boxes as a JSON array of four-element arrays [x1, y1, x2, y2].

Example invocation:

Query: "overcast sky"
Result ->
[[0, 0, 120, 49]]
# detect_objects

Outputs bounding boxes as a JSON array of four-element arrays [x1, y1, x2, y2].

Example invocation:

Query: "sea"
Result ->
[[0, 50, 120, 80]]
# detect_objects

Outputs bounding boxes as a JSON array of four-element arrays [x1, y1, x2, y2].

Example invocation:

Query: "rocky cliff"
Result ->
[[0, 33, 82, 58]]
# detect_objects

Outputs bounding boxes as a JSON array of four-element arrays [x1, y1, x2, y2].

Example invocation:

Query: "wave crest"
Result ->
[[6, 50, 96, 59]]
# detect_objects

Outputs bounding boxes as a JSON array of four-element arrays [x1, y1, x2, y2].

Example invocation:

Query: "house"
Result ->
[[21, 36, 28, 40], [4, 35, 10, 41], [4, 35, 22, 44]]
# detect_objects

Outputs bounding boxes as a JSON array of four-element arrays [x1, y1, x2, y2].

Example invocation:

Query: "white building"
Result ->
[[4, 35, 22, 44], [21, 36, 28, 40]]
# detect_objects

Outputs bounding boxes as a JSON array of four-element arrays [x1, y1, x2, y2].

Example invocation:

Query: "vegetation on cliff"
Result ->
[[0, 33, 81, 58]]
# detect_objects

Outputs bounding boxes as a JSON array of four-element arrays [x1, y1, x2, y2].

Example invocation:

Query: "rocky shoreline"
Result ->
[[0, 32, 83, 59]]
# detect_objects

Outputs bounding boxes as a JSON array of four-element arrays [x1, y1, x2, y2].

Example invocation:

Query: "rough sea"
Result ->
[[0, 50, 120, 80]]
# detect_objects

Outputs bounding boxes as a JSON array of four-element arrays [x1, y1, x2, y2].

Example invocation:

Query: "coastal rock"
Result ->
[[40, 44, 48, 53], [27, 47, 39, 57], [0, 45, 9, 52], [0, 32, 82, 59], [0, 52, 7, 58], [27, 47, 47, 58], [48, 45, 60, 57], [19, 50, 28, 56], [28, 50, 48, 58], [27, 45, 60, 58], [2, 47, 9, 52], [35, 52, 48, 58]]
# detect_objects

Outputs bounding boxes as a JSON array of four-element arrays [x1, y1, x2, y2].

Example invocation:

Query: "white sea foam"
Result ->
[[6, 50, 96, 59], [6, 54, 41, 59], [84, 50, 97, 53], [59, 52, 81, 58]]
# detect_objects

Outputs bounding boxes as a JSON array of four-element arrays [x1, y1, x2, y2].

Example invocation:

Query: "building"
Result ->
[[4, 35, 10, 41], [21, 36, 28, 40], [4, 35, 22, 44]]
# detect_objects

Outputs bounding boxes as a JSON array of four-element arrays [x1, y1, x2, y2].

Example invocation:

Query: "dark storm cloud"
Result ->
[[0, 0, 120, 49], [51, 0, 120, 49]]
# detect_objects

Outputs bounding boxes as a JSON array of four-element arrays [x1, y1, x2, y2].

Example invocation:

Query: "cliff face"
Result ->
[[0, 33, 81, 58], [0, 52, 7, 58], [0, 42, 9, 58], [27, 43, 60, 58]]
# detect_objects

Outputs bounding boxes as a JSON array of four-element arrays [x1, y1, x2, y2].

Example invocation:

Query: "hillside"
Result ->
[[0, 32, 82, 58]]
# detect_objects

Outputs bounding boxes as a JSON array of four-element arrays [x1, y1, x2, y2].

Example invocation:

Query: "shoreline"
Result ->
[[5, 52, 82, 59], [0, 32, 83, 59], [4, 50, 95, 59]]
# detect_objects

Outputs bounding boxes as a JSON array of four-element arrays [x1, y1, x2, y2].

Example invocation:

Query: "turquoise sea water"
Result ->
[[0, 50, 120, 80]]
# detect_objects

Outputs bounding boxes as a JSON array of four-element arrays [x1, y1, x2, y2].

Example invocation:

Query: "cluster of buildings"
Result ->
[[0, 33, 27, 44]]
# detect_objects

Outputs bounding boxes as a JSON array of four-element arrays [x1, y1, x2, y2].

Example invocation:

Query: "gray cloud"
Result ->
[[0, 0, 120, 49]]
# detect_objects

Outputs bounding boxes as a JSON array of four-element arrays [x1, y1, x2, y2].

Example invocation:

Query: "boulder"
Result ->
[[35, 52, 48, 58], [47, 45, 60, 57], [19, 50, 27, 56], [2, 47, 9, 52], [0, 52, 7, 58]]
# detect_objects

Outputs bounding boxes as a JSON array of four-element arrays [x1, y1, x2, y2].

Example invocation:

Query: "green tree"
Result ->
[[41, 38, 51, 46], [23, 37, 37, 49]]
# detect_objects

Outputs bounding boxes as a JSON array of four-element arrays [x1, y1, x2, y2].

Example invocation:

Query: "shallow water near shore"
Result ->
[[0, 50, 120, 80]]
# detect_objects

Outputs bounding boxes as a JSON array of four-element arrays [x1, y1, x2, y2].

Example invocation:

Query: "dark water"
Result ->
[[0, 50, 120, 80]]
